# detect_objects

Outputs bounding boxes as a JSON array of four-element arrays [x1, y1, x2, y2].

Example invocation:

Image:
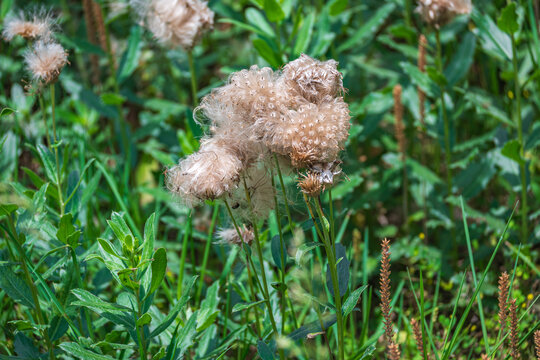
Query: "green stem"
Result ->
[[39, 95, 51, 149], [135, 287, 147, 360], [435, 29, 455, 243], [511, 32, 528, 243], [177, 213, 192, 299], [241, 177, 284, 360], [223, 200, 262, 337], [313, 198, 344, 360], [273, 154, 294, 232], [187, 51, 198, 107], [196, 204, 220, 304], [50, 84, 65, 217]]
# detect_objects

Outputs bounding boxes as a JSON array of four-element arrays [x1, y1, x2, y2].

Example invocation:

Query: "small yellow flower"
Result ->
[[471, 325, 477, 332], [508, 90, 514, 99], [521, 302, 527, 309], [527, 293, 534, 301], [419, 232, 425, 240]]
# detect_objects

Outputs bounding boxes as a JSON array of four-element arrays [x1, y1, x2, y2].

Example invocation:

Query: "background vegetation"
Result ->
[[0, 0, 538, 359]]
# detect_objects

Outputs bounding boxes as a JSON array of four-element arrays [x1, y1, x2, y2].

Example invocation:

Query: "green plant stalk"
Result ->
[[511, 32, 528, 243], [2, 221, 55, 360], [177, 213, 192, 299], [273, 154, 294, 232], [135, 287, 147, 360], [223, 199, 262, 337], [67, 247, 94, 340], [241, 177, 284, 360], [196, 204, 220, 304], [39, 95, 51, 149], [50, 84, 65, 217], [435, 29, 456, 244], [188, 51, 198, 108], [313, 198, 344, 360]]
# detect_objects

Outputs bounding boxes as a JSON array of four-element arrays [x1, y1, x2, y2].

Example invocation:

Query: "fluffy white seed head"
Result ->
[[217, 225, 254, 245], [165, 137, 244, 205], [132, 0, 214, 49], [416, 0, 472, 27], [24, 41, 68, 84], [2, 8, 56, 41]]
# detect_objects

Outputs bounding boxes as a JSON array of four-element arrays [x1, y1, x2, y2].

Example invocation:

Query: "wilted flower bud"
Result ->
[[298, 172, 323, 197]]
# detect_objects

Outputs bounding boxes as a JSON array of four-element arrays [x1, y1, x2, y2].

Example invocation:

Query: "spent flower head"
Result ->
[[217, 225, 254, 246], [132, 0, 214, 49], [416, 0, 472, 28], [2, 7, 57, 41], [24, 41, 68, 85]]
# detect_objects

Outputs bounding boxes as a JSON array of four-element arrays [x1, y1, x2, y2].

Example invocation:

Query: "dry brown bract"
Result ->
[[416, 0, 472, 28], [24, 41, 68, 85], [2, 9, 55, 41], [132, 0, 214, 49], [298, 172, 323, 198]]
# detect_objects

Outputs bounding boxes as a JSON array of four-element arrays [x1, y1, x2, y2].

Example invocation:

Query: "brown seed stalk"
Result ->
[[82, 0, 100, 84], [380, 238, 399, 358], [508, 299, 520, 359], [498, 272, 510, 334], [411, 318, 426, 359], [418, 34, 427, 128]]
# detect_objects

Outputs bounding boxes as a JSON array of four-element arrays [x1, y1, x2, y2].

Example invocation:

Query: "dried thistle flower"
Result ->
[[229, 166, 275, 220], [132, 0, 214, 49], [24, 41, 68, 85], [263, 99, 350, 167], [298, 172, 323, 197], [281, 54, 344, 104], [509, 299, 520, 359], [217, 225, 254, 245], [165, 137, 244, 204], [416, 0, 472, 28], [534, 330, 540, 360], [498, 271, 510, 333], [2, 8, 56, 41], [411, 319, 427, 359]]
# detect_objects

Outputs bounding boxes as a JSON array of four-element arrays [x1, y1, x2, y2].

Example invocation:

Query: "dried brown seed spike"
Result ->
[[498, 271, 510, 333], [509, 299, 520, 359]]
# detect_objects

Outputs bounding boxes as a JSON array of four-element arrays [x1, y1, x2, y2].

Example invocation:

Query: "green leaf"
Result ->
[[501, 139, 525, 165], [101, 93, 126, 106], [37, 144, 58, 184], [293, 12, 314, 56], [0, 204, 18, 217], [97, 238, 124, 260], [471, 9, 512, 60], [271, 235, 287, 270], [264, 0, 284, 23], [232, 300, 266, 313], [117, 25, 142, 84], [329, 0, 348, 16], [71, 289, 132, 313], [245, 8, 275, 38], [444, 32, 476, 85], [0, 107, 15, 117], [148, 248, 167, 295], [497, 3, 519, 34], [150, 276, 197, 338], [0, 266, 35, 309], [142, 213, 156, 263], [257, 340, 275, 360], [107, 212, 133, 243], [1, 0, 13, 19], [342, 285, 367, 318], [330, 173, 363, 200], [57, 213, 76, 244], [287, 314, 336, 341], [400, 62, 440, 98], [197, 281, 220, 332], [253, 38, 281, 68], [174, 312, 198, 359], [338, 3, 395, 52], [295, 242, 323, 267], [136, 313, 152, 327], [326, 243, 349, 297], [59, 342, 115, 360]]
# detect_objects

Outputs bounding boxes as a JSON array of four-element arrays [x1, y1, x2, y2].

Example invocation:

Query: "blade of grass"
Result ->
[[460, 197, 490, 354]]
